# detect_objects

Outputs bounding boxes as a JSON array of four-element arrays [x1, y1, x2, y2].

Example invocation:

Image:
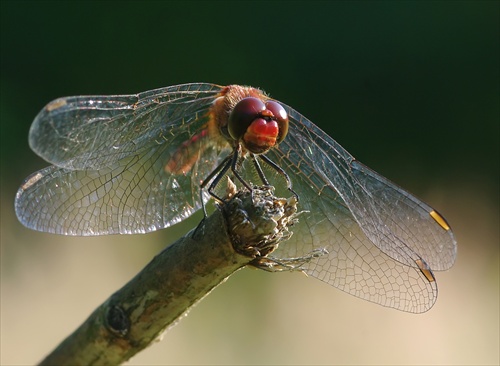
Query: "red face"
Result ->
[[227, 97, 289, 154]]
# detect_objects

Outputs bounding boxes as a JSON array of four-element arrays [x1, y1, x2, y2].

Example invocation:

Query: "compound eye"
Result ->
[[265, 101, 288, 143], [228, 97, 266, 141]]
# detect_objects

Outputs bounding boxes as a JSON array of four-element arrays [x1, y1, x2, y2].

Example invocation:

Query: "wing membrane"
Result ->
[[29, 83, 224, 170], [264, 103, 456, 312], [16, 105, 232, 235], [15, 83, 456, 311]]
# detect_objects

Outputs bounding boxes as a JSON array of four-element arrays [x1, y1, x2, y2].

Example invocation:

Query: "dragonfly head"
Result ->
[[213, 86, 289, 154], [227, 97, 289, 154]]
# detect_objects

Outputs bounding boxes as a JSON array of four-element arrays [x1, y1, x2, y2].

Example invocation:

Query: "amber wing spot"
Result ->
[[46, 99, 67, 112], [20, 172, 44, 191], [416, 258, 436, 282], [430, 210, 451, 231]]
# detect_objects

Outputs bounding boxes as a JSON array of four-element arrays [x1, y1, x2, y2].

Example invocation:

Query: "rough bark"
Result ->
[[39, 185, 298, 365]]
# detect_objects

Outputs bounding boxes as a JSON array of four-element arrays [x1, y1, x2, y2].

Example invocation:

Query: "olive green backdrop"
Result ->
[[1, 1, 498, 365]]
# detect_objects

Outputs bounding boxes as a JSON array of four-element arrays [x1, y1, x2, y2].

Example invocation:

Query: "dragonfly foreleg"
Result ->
[[258, 154, 299, 201]]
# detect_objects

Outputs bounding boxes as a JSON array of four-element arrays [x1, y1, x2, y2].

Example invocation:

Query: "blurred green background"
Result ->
[[1, 1, 498, 365]]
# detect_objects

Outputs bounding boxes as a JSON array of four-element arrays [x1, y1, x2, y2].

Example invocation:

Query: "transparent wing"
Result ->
[[15, 84, 232, 235], [16, 82, 457, 310], [28, 83, 224, 170], [15, 128, 231, 235], [264, 103, 457, 312]]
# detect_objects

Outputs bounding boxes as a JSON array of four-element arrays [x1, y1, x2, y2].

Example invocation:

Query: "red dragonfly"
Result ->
[[15, 83, 457, 313]]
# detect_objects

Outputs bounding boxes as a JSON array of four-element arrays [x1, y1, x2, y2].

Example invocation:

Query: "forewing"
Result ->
[[15, 109, 232, 235], [28, 83, 224, 170], [264, 103, 456, 312]]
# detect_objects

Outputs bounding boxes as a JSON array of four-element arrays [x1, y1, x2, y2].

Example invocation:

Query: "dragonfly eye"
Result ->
[[228, 97, 266, 141], [228, 97, 289, 154], [265, 100, 288, 144]]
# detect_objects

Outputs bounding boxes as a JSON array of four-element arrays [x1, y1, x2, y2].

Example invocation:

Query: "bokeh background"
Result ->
[[1, 1, 498, 365]]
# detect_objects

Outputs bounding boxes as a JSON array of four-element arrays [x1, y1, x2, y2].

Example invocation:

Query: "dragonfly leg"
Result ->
[[258, 154, 299, 201], [193, 155, 232, 239], [228, 146, 253, 192], [199, 145, 252, 207], [193, 147, 246, 239], [251, 155, 270, 186], [199, 154, 233, 210]]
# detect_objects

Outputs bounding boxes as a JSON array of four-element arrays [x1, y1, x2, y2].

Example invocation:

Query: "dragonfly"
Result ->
[[15, 83, 457, 313]]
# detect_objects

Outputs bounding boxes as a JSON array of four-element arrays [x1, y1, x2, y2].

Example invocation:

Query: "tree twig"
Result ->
[[39, 184, 298, 365]]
